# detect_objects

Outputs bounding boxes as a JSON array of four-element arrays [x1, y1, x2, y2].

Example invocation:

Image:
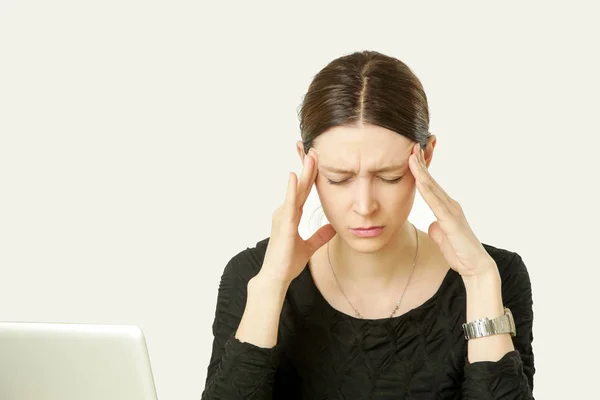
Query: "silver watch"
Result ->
[[462, 307, 516, 340]]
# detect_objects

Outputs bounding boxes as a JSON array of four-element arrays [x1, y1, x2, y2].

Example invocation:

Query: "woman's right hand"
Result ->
[[258, 149, 336, 285]]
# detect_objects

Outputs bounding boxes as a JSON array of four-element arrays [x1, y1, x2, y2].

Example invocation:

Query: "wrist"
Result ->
[[463, 265, 504, 322], [236, 273, 290, 348], [463, 267, 515, 362], [461, 260, 501, 290], [249, 273, 290, 299]]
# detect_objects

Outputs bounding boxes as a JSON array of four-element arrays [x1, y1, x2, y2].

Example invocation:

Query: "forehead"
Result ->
[[313, 124, 413, 163]]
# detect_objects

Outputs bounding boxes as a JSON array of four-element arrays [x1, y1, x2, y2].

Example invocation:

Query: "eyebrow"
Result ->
[[319, 162, 408, 174]]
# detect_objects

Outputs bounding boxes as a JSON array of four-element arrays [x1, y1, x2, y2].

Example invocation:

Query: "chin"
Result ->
[[340, 232, 391, 254]]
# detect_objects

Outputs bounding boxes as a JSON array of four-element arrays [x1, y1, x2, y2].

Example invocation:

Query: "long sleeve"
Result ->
[[461, 252, 535, 399], [201, 252, 280, 400]]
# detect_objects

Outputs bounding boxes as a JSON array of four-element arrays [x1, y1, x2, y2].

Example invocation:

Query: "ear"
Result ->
[[296, 140, 305, 163], [423, 134, 437, 168]]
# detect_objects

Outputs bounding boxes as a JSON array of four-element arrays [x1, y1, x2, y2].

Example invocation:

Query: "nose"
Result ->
[[352, 178, 378, 216]]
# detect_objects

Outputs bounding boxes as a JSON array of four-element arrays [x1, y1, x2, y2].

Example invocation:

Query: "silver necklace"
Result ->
[[327, 223, 419, 319]]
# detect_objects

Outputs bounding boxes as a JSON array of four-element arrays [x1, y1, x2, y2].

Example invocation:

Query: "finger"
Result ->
[[303, 150, 319, 201], [296, 154, 315, 206], [310, 150, 319, 181], [304, 223, 336, 255], [284, 172, 298, 208], [410, 144, 456, 223]]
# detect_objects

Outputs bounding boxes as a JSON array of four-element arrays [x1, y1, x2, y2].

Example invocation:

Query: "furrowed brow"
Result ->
[[320, 162, 408, 174]]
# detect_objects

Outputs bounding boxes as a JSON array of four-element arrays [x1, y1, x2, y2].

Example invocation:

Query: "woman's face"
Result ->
[[299, 124, 434, 253]]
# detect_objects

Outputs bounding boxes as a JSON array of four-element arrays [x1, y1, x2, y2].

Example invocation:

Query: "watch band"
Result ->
[[462, 307, 516, 340]]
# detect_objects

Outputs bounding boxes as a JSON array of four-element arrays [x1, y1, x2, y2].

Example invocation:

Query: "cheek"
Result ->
[[314, 182, 346, 219], [380, 185, 416, 208], [391, 187, 417, 209], [314, 181, 339, 207]]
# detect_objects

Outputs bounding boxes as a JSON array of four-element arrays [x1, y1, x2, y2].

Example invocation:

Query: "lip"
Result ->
[[349, 226, 385, 238]]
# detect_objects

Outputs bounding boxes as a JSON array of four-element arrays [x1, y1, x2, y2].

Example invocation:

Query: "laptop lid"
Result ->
[[0, 322, 158, 400]]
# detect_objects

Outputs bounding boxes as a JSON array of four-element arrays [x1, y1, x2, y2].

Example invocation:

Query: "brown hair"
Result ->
[[297, 50, 431, 154]]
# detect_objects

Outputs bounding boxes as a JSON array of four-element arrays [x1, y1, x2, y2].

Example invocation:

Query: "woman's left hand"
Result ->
[[409, 142, 499, 281]]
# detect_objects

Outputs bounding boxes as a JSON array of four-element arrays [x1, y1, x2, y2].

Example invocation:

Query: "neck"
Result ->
[[328, 222, 420, 291]]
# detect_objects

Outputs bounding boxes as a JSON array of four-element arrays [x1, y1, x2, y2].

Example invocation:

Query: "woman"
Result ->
[[201, 50, 534, 399]]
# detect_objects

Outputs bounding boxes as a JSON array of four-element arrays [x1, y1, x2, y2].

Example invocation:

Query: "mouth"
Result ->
[[348, 226, 385, 238]]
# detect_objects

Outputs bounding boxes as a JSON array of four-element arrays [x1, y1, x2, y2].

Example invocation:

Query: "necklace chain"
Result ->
[[327, 223, 419, 319]]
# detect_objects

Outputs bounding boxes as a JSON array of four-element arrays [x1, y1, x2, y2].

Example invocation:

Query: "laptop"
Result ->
[[0, 321, 158, 400]]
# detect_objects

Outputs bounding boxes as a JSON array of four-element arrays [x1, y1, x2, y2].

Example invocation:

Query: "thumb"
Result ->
[[305, 223, 336, 255], [428, 221, 456, 267], [428, 221, 445, 248]]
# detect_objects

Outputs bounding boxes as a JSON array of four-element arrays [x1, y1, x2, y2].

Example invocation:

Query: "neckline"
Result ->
[[303, 260, 457, 323]]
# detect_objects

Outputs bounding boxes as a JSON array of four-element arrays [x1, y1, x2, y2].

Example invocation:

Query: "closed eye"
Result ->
[[381, 176, 404, 184], [326, 176, 404, 185], [326, 179, 347, 185]]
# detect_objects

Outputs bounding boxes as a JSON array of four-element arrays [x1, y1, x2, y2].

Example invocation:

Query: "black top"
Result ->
[[201, 237, 535, 399]]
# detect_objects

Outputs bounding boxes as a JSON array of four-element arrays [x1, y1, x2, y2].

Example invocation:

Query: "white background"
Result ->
[[1, 1, 598, 399]]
